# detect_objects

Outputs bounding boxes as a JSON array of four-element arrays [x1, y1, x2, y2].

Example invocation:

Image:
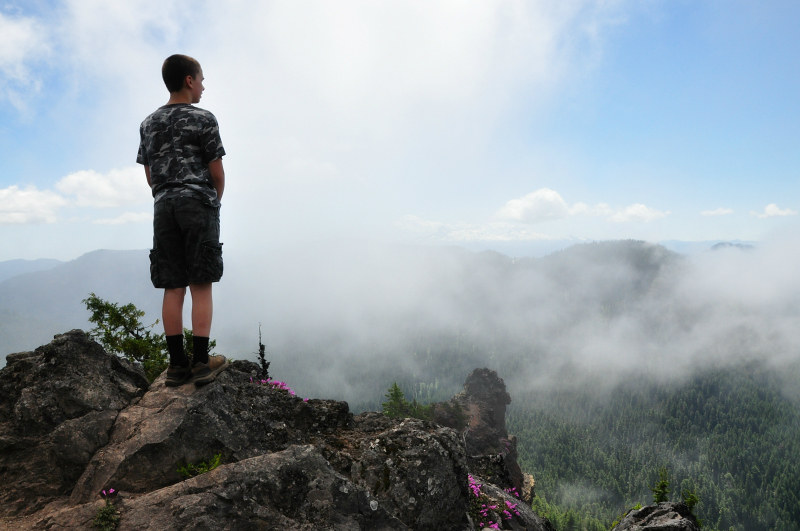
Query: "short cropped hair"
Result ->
[[161, 54, 201, 93]]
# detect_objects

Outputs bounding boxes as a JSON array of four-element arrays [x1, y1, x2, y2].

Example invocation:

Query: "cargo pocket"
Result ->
[[149, 249, 162, 288], [198, 241, 224, 282]]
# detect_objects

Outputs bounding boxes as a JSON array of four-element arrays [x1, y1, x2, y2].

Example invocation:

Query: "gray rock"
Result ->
[[2, 331, 558, 530], [69, 359, 350, 503], [434, 368, 525, 494], [467, 475, 555, 531], [9, 446, 409, 530], [0, 330, 148, 516], [352, 415, 468, 528], [612, 502, 701, 531]]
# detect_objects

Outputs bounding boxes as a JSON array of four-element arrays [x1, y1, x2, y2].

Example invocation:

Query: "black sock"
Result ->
[[166, 334, 188, 367], [193, 336, 209, 365]]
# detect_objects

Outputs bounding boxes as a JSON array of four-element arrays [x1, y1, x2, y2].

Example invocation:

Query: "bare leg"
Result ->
[[189, 283, 213, 337], [162, 287, 187, 336]]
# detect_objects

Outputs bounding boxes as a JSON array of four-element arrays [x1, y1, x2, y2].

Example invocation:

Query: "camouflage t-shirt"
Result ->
[[137, 103, 226, 206]]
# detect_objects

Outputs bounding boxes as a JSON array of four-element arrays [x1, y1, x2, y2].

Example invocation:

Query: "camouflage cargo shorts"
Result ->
[[150, 197, 223, 289]]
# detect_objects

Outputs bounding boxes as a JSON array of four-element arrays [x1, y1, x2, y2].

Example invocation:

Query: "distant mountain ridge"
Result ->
[[0, 249, 153, 360], [0, 258, 62, 283]]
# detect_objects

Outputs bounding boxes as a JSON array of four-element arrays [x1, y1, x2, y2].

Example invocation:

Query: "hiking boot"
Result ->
[[191, 355, 230, 386], [165, 364, 191, 387]]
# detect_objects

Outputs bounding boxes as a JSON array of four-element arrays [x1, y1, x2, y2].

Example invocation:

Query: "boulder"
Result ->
[[612, 502, 701, 531], [0, 330, 148, 515]]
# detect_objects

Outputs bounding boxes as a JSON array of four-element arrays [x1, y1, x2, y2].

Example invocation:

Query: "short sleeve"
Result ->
[[200, 114, 226, 164]]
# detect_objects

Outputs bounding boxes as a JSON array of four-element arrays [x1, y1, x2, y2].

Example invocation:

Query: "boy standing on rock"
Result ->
[[137, 54, 229, 387]]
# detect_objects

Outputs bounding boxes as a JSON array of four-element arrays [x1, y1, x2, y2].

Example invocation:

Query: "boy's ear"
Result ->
[[184, 74, 194, 89]]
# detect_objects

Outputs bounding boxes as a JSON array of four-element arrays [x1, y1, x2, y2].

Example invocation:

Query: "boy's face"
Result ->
[[188, 68, 205, 103]]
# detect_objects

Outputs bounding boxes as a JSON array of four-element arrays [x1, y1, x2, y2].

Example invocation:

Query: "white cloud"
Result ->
[[497, 188, 570, 223], [701, 207, 734, 217], [751, 204, 797, 219], [497, 189, 668, 225], [608, 203, 669, 223], [59, 0, 181, 77], [0, 185, 66, 224], [56, 167, 148, 208], [0, 2, 667, 257], [0, 166, 149, 227], [0, 11, 50, 111]]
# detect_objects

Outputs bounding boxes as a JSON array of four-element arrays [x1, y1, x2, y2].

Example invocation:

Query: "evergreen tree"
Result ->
[[651, 466, 670, 503], [382, 382, 411, 418], [381, 382, 433, 420]]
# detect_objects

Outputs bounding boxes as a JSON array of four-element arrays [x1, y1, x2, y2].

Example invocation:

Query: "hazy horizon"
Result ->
[[3, 236, 799, 412]]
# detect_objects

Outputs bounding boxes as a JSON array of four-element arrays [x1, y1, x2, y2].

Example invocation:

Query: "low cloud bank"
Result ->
[[211, 237, 800, 402]]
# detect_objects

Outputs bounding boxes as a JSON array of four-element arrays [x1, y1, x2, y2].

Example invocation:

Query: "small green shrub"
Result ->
[[93, 502, 119, 531], [83, 293, 218, 382], [177, 452, 222, 479], [182, 327, 216, 363], [93, 488, 120, 530], [83, 293, 167, 382]]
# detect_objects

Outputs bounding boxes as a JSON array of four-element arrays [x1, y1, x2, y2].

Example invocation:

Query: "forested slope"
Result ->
[[508, 362, 800, 530]]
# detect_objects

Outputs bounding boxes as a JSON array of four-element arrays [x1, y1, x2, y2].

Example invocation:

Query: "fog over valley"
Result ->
[[2, 238, 799, 406]]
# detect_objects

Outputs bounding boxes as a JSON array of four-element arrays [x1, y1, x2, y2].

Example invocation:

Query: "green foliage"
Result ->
[[508, 363, 800, 530], [682, 488, 700, 510], [83, 293, 222, 382], [177, 452, 222, 479], [530, 493, 607, 531], [182, 327, 216, 362], [682, 487, 704, 528], [381, 382, 432, 420], [83, 293, 167, 382], [93, 501, 120, 531], [651, 466, 670, 503], [382, 382, 408, 418]]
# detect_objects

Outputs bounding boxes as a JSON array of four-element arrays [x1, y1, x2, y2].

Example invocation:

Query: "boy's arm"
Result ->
[[209, 158, 225, 201], [144, 165, 152, 188]]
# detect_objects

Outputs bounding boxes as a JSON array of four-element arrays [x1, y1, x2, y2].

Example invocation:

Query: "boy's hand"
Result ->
[[209, 158, 225, 201]]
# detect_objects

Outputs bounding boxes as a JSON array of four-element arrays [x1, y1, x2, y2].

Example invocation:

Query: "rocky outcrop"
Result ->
[[0, 330, 552, 530], [612, 502, 701, 531], [434, 368, 527, 499], [0, 330, 149, 516]]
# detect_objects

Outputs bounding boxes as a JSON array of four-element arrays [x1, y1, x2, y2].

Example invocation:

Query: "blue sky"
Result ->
[[1, 0, 799, 261]]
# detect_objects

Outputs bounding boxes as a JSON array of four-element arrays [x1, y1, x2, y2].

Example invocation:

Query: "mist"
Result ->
[[2, 236, 799, 407], [194, 236, 800, 406]]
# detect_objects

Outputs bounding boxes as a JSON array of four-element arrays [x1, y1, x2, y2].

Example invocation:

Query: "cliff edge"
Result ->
[[0, 330, 552, 530]]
